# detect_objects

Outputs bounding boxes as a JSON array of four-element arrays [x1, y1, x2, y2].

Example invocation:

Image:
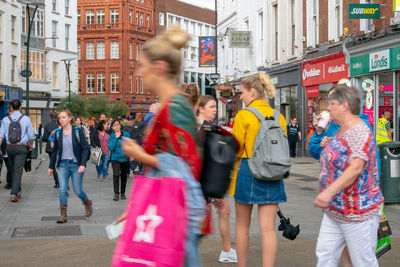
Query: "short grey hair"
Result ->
[[327, 84, 360, 115]]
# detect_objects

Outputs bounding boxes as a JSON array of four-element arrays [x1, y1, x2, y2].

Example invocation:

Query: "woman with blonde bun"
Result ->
[[119, 26, 207, 266], [230, 73, 288, 267]]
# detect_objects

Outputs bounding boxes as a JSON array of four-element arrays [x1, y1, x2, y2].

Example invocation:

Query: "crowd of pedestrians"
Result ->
[[0, 26, 387, 267]]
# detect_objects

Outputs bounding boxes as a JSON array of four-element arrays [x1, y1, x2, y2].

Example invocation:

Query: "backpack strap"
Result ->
[[17, 114, 24, 122], [245, 107, 265, 122], [272, 109, 280, 123], [73, 126, 81, 144]]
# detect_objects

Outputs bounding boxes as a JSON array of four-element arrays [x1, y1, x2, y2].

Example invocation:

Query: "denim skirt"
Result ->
[[234, 159, 287, 204]]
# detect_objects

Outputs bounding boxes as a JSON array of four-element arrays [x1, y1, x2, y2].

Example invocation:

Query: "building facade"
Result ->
[[155, 0, 215, 95], [0, 0, 23, 119], [78, 0, 155, 115]]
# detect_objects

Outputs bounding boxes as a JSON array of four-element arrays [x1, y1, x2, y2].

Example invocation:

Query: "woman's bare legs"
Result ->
[[235, 202, 253, 267], [258, 204, 278, 267]]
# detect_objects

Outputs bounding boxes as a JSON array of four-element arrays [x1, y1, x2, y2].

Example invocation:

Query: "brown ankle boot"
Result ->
[[83, 199, 93, 217], [57, 204, 68, 223]]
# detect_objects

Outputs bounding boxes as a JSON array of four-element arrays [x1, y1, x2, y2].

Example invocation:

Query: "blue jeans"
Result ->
[[96, 153, 109, 177], [184, 231, 201, 267], [58, 160, 88, 205]]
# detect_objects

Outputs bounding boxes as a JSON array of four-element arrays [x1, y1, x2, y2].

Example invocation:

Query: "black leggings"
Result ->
[[111, 161, 129, 195]]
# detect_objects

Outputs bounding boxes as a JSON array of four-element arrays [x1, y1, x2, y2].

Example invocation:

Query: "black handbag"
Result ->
[[200, 125, 239, 198], [24, 150, 32, 172]]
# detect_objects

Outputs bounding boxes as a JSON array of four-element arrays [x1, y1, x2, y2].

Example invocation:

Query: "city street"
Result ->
[[0, 155, 399, 266]]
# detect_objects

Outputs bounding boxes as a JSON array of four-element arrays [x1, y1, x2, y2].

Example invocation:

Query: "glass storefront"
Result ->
[[274, 85, 298, 123]]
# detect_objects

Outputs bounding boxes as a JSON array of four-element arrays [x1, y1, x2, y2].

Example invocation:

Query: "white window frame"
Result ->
[[130, 73, 133, 93], [97, 73, 105, 93], [65, 24, 70, 51], [11, 55, 16, 83], [291, 0, 296, 55], [111, 73, 120, 93], [110, 9, 119, 23], [77, 43, 81, 60], [312, 0, 319, 46], [0, 53, 2, 83], [140, 78, 143, 94], [136, 77, 139, 93], [11, 16, 16, 42], [86, 10, 94, 24], [53, 62, 59, 89], [86, 42, 95, 60], [97, 42, 105, 59], [140, 13, 143, 26], [147, 14, 150, 27], [159, 12, 164, 26], [86, 74, 95, 93], [22, 8, 26, 34], [77, 10, 81, 25], [129, 10, 132, 23], [136, 11, 139, 25], [52, 21, 58, 47], [52, 0, 57, 12], [97, 9, 105, 24], [136, 43, 139, 59], [65, 0, 70, 15], [335, 0, 342, 40], [111, 41, 119, 59], [129, 42, 133, 59]]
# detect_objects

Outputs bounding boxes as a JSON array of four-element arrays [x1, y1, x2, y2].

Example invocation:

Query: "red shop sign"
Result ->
[[302, 55, 348, 86], [306, 85, 319, 98], [384, 97, 391, 106]]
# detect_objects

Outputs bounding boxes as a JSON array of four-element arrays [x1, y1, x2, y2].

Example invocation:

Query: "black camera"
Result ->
[[277, 209, 300, 241]]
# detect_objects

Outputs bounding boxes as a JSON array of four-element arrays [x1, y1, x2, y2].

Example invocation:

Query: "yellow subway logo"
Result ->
[[350, 7, 379, 15]]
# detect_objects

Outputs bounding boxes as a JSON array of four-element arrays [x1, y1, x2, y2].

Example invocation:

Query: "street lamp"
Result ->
[[61, 58, 76, 110], [20, 0, 45, 116]]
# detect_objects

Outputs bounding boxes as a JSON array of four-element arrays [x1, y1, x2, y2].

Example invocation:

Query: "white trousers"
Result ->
[[316, 213, 380, 267]]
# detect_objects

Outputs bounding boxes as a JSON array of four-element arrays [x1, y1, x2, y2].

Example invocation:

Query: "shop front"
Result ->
[[130, 103, 150, 120], [0, 85, 23, 120], [302, 54, 349, 139], [348, 36, 400, 141]]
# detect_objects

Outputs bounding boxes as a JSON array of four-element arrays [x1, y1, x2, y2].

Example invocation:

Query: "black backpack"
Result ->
[[131, 115, 154, 144], [8, 115, 24, 144]]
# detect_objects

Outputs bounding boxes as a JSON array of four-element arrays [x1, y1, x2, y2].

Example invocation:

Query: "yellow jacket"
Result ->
[[228, 100, 287, 196]]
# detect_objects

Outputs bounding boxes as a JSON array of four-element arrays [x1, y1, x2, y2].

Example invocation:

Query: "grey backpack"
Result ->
[[245, 107, 292, 181], [8, 115, 24, 144]]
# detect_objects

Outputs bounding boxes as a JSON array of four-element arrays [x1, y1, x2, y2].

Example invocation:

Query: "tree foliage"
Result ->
[[86, 95, 111, 119], [56, 93, 88, 118], [110, 101, 129, 118]]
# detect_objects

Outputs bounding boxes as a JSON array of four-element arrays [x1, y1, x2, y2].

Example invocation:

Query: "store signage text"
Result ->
[[369, 50, 390, 72], [348, 4, 380, 19], [302, 55, 348, 86], [229, 31, 252, 48]]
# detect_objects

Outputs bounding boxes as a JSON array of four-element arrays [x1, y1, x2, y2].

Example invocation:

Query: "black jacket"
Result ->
[[90, 130, 101, 148], [49, 127, 89, 169], [43, 120, 59, 153]]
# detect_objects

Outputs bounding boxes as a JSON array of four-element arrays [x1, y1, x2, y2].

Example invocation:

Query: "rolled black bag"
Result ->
[[24, 150, 32, 172], [200, 125, 239, 198]]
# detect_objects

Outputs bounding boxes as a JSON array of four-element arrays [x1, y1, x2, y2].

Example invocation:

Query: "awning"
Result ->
[[130, 104, 150, 110], [0, 85, 23, 102]]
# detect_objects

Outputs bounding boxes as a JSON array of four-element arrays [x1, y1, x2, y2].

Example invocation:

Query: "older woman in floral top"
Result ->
[[314, 84, 383, 267]]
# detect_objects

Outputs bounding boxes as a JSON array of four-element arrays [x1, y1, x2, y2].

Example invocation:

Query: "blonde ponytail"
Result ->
[[241, 73, 276, 100], [259, 73, 276, 99]]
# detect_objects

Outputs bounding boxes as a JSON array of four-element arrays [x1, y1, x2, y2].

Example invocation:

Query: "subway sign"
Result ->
[[348, 4, 380, 19]]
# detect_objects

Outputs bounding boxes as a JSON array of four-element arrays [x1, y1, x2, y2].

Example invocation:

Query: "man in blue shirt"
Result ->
[[0, 99, 35, 202]]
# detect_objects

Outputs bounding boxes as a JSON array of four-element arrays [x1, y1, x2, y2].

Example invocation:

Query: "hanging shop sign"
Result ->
[[302, 55, 348, 86], [220, 90, 233, 98], [306, 85, 319, 98], [394, 0, 400, 12], [229, 31, 252, 48], [199, 36, 216, 67], [348, 4, 380, 19], [350, 46, 400, 76]]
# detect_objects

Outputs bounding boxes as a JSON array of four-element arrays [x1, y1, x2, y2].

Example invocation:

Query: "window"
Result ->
[[168, 15, 174, 25], [140, 78, 143, 93], [273, 5, 278, 61], [0, 14, 2, 42], [111, 41, 119, 59], [21, 50, 45, 80], [77, 10, 81, 25], [86, 42, 94, 60], [159, 12, 164, 26], [86, 74, 95, 93], [11, 56, 16, 83], [78, 73, 81, 92], [65, 24, 70, 50], [65, 0, 70, 15], [97, 9, 105, 24], [184, 20, 189, 31], [129, 42, 132, 59], [147, 14, 150, 27], [11, 16, 16, 41], [205, 25, 209, 35], [32, 9, 44, 37], [136, 43, 139, 59], [183, 47, 188, 59], [52, 21, 58, 47], [176, 17, 181, 26], [86, 10, 94, 24], [130, 73, 133, 93], [258, 11, 264, 64], [129, 10, 132, 23], [52, 0, 57, 12], [191, 21, 195, 34], [190, 47, 196, 60], [0, 53, 2, 82], [22, 8, 26, 34], [335, 0, 342, 39], [77, 43, 81, 60], [312, 0, 318, 45], [111, 73, 120, 93], [291, 0, 295, 55], [140, 43, 143, 57], [136, 77, 139, 93], [52, 62, 59, 89], [140, 13, 143, 26], [97, 73, 105, 93], [110, 9, 119, 23], [136, 11, 139, 24], [97, 42, 105, 59]]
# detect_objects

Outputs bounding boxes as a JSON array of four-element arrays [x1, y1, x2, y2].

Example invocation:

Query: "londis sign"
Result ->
[[348, 4, 380, 19], [369, 50, 390, 72]]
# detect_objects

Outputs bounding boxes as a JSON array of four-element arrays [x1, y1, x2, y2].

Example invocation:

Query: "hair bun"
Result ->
[[162, 25, 191, 49]]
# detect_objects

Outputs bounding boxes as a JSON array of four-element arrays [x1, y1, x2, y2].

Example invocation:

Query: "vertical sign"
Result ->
[[395, 0, 400, 12], [199, 36, 216, 67]]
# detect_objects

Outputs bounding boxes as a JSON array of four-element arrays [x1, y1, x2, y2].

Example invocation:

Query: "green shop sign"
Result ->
[[348, 4, 380, 19], [350, 46, 400, 76]]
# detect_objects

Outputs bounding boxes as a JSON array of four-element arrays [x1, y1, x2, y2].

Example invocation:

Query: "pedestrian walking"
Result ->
[[314, 85, 383, 267], [120, 26, 206, 267], [197, 95, 238, 263], [287, 118, 301, 158], [90, 120, 110, 181], [0, 99, 35, 202], [230, 74, 287, 267], [48, 110, 92, 223], [43, 112, 60, 188], [376, 109, 393, 144], [108, 119, 130, 201]]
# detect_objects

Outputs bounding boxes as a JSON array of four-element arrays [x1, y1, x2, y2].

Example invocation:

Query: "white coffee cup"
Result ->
[[318, 111, 331, 129]]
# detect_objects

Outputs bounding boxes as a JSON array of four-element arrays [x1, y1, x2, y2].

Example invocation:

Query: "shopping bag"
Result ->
[[112, 175, 188, 267], [376, 204, 392, 258], [90, 147, 102, 166]]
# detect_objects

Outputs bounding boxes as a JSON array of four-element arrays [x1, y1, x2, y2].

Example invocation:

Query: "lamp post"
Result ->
[[61, 58, 75, 110]]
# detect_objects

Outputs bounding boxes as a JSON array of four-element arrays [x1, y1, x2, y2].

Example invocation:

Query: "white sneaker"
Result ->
[[219, 248, 238, 263]]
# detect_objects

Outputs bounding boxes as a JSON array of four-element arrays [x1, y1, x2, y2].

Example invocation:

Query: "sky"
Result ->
[[178, 0, 215, 10]]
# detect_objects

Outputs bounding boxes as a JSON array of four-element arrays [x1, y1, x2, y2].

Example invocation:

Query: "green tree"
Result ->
[[110, 101, 129, 118], [86, 95, 110, 119], [56, 93, 88, 118]]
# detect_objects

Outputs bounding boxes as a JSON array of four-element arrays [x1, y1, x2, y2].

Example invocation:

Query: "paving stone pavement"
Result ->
[[0, 153, 399, 266]]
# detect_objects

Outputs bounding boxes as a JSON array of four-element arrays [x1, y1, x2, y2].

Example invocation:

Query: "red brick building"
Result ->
[[77, 0, 155, 114]]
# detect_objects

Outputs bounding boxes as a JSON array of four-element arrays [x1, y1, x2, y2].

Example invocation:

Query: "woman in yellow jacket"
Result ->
[[231, 73, 287, 267]]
